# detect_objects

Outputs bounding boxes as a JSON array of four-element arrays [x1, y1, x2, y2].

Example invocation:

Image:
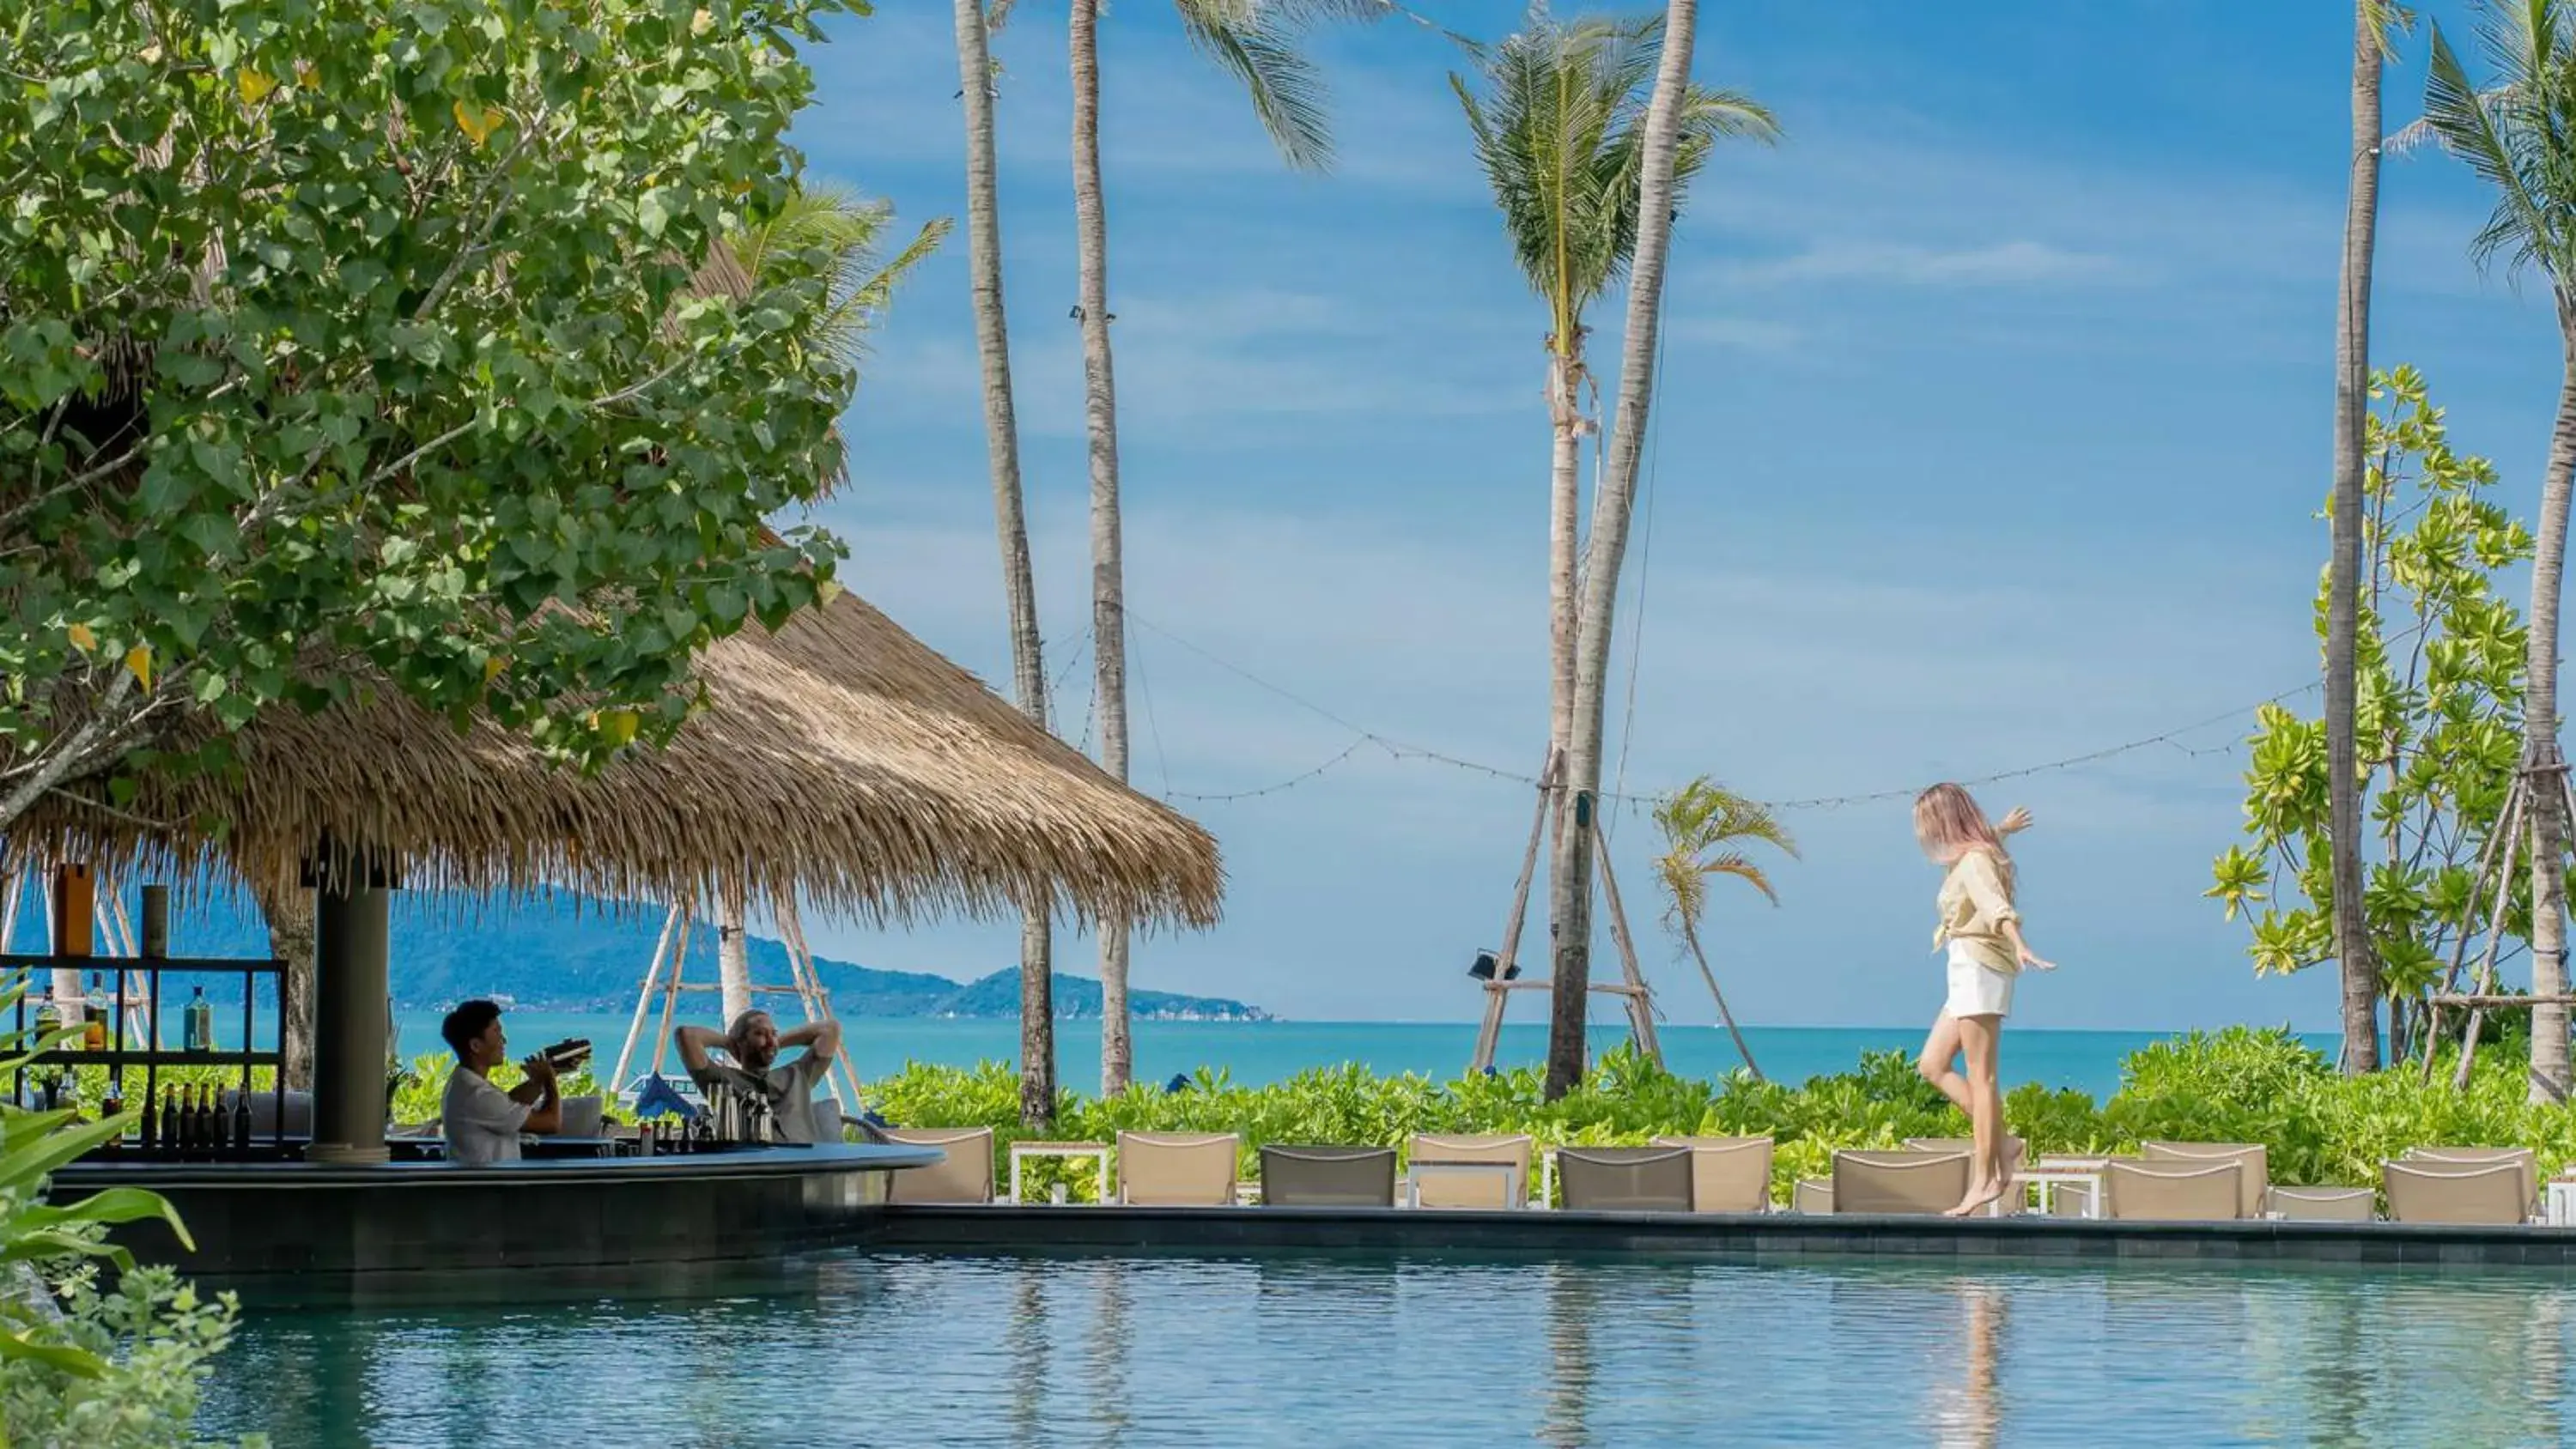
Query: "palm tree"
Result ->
[[1451, 10, 1777, 925], [720, 184, 947, 1035], [1069, 0, 1374, 1095], [950, 0, 1060, 1130], [2327, 2, 2415, 1078], [1543, 0, 1767, 1097], [2416, 0, 2576, 1101], [1650, 778, 1795, 1080]]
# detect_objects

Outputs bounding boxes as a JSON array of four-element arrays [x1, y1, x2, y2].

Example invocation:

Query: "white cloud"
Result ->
[[1724, 239, 2129, 288]]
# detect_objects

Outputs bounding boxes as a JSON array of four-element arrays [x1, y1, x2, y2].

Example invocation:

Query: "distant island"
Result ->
[[155, 886, 1273, 1022]]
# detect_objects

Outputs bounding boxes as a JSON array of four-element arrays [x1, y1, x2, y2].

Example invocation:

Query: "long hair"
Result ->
[[1914, 782, 2013, 887]]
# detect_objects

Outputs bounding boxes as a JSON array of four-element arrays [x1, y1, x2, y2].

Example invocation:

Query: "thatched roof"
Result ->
[[11, 591, 1223, 931]]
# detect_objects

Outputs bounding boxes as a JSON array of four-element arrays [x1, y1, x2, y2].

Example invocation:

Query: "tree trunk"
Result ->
[[1545, 0, 1696, 1100], [2326, 2, 2384, 1076], [717, 877, 750, 1028], [252, 869, 317, 1090], [1682, 920, 1761, 1081], [2524, 300, 2576, 1105], [1070, 0, 1133, 1098], [951, 0, 1057, 1130], [1546, 346, 1583, 907]]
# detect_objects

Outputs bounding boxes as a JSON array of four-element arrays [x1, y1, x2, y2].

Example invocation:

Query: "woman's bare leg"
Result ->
[[1916, 1012, 1972, 1116], [1947, 1013, 2008, 1216]]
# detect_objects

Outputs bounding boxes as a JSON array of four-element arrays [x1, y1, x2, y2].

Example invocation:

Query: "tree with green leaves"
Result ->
[[2211, 367, 2537, 1064], [1451, 10, 1775, 1010], [0, 0, 858, 849], [1068, 0, 1378, 1095], [949, 0, 1060, 1131], [1651, 777, 1795, 1081], [2411, 0, 2576, 1100], [2325, 0, 2415, 1076]]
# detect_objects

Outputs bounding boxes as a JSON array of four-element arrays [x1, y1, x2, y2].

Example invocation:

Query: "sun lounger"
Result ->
[[1831, 1149, 1973, 1215], [2141, 1142, 2269, 1219], [2046, 1181, 2093, 1217], [1407, 1133, 1533, 1210], [2383, 1159, 2532, 1224], [881, 1126, 998, 1204], [2102, 1158, 2244, 1221], [1115, 1131, 1241, 1205], [1792, 1178, 1833, 1215], [2403, 1146, 2537, 1215], [1649, 1135, 1774, 1213], [1259, 1144, 1398, 1207], [2266, 1185, 2375, 1222], [1556, 1146, 1695, 1212]]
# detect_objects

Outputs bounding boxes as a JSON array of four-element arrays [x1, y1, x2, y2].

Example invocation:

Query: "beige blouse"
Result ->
[[1933, 848, 2020, 974]]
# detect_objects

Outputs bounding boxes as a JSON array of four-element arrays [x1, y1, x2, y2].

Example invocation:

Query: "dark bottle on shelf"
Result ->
[[99, 1080, 124, 1153], [231, 1088, 251, 1152], [138, 1085, 157, 1151], [189, 1085, 210, 1155]]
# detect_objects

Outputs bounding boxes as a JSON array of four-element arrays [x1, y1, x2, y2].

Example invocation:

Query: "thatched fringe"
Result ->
[[12, 591, 1224, 932]]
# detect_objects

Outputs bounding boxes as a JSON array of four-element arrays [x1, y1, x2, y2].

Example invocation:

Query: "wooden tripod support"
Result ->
[[2419, 753, 2576, 1090], [1467, 748, 1662, 1074], [608, 895, 866, 1115]]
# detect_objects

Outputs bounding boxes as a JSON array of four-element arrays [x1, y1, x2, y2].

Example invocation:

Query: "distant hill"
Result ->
[[133, 886, 1268, 1021]]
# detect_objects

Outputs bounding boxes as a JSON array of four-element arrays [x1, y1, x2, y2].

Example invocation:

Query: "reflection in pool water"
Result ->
[[207, 1251, 2576, 1446]]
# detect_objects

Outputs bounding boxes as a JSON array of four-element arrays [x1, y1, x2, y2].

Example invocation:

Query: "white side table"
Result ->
[[1009, 1140, 1113, 1205], [2545, 1178, 2576, 1226]]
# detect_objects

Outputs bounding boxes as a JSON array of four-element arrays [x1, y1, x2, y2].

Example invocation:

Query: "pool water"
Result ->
[[206, 1251, 2576, 1446]]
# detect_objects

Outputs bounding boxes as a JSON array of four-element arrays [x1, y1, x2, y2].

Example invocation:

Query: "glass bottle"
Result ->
[[183, 987, 212, 1053], [138, 1083, 157, 1151], [82, 973, 107, 1052]]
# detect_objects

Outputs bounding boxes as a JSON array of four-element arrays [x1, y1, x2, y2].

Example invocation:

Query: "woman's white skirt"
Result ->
[[1943, 943, 2015, 1020]]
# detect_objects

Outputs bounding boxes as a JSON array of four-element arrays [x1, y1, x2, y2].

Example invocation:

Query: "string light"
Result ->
[[1130, 609, 2436, 813]]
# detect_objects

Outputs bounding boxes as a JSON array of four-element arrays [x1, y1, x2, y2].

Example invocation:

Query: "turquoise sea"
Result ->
[[382, 1014, 2339, 1101]]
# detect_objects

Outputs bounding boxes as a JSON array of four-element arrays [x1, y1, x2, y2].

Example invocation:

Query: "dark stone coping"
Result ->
[[874, 1203, 2576, 1271], [52, 1143, 944, 1294], [53, 1140, 942, 1190]]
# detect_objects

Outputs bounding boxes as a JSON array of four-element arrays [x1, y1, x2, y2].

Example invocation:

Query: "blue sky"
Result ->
[[779, 0, 2564, 1032]]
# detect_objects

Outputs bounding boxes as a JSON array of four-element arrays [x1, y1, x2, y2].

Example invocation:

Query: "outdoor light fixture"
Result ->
[[1467, 951, 1522, 982]]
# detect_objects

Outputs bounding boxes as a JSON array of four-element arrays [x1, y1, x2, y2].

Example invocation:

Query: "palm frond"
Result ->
[[1177, 0, 1338, 171], [2365, 0, 2419, 59], [2418, 13, 2565, 281], [727, 185, 949, 367], [1649, 775, 1797, 938]]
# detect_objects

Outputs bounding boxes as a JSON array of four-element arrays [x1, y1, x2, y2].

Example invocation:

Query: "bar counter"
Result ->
[[51, 1142, 943, 1288]]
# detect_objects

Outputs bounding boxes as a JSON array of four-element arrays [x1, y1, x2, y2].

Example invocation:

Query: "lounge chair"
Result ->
[[1831, 1149, 1973, 1216], [2046, 1181, 2093, 1217], [1902, 1135, 2027, 1187], [880, 1126, 998, 1204], [1792, 1178, 1833, 1215], [1649, 1135, 1774, 1214], [1407, 1133, 1533, 1210], [2267, 1185, 2375, 1222], [1556, 1146, 1695, 1212], [1115, 1131, 1240, 1205], [2141, 1141, 2269, 1219], [2383, 1159, 2531, 1225], [2403, 1146, 2537, 1215], [1259, 1144, 1398, 1207], [2102, 1158, 2243, 1221]]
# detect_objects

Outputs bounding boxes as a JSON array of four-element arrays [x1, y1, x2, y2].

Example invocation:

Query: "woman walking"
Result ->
[[1913, 784, 2051, 1217]]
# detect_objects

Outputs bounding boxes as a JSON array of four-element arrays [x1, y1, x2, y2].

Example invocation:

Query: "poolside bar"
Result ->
[[14, 587, 1224, 1287]]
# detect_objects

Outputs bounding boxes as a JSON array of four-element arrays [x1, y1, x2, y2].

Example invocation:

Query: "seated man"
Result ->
[[439, 998, 561, 1166], [672, 1009, 843, 1143]]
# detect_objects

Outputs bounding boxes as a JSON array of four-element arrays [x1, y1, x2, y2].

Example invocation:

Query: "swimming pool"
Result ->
[[205, 1250, 2574, 1446]]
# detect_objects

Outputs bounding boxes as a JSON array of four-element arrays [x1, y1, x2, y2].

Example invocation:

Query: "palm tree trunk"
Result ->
[[1545, 0, 1696, 1099], [1070, 0, 1133, 1098], [2327, 0, 2384, 1075], [1547, 347, 1583, 859], [1681, 919, 1761, 1080], [2524, 297, 2576, 1105], [718, 877, 751, 1028], [252, 869, 316, 1090], [951, 0, 1057, 1131]]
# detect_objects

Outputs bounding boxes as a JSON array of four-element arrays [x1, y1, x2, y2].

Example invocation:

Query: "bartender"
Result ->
[[439, 998, 562, 1165], [672, 1009, 842, 1143]]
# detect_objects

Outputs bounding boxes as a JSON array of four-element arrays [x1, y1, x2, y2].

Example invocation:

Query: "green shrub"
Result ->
[[860, 1027, 2576, 1203]]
